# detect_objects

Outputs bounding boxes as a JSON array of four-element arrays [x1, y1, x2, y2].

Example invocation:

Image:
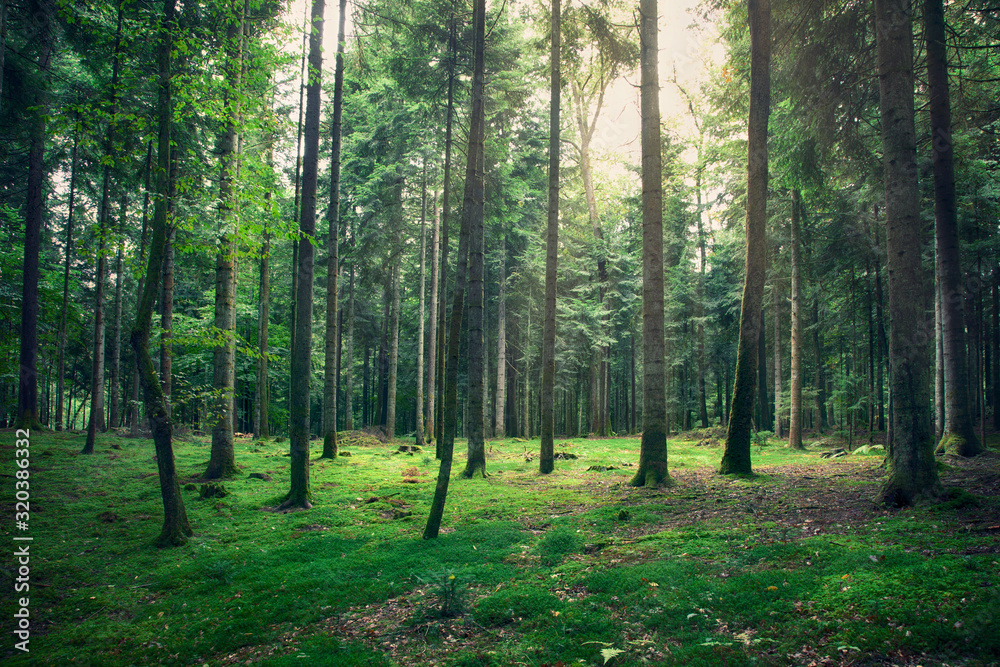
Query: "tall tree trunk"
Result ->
[[17, 0, 54, 431], [207, 2, 245, 479], [773, 273, 783, 439], [465, 126, 487, 477], [159, 210, 175, 414], [386, 258, 401, 441], [788, 189, 805, 449], [376, 294, 389, 429], [345, 263, 355, 430], [130, 141, 154, 437], [281, 0, 325, 510], [631, 0, 669, 487], [84, 1, 125, 454], [876, 0, 942, 504], [874, 222, 887, 433], [926, 0, 982, 457], [494, 235, 506, 438], [425, 0, 485, 538], [935, 268, 945, 441], [322, 0, 348, 459], [56, 130, 79, 432], [256, 221, 270, 439], [756, 311, 769, 432], [135, 0, 193, 546], [426, 195, 439, 442], [435, 15, 458, 456], [540, 0, 560, 475], [721, 0, 770, 475], [110, 193, 126, 429], [415, 161, 428, 449]]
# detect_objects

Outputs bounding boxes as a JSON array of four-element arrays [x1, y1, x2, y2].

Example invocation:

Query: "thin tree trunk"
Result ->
[[876, 0, 942, 504], [386, 258, 401, 441], [130, 141, 153, 437], [322, 0, 348, 458], [494, 235, 506, 438], [721, 0, 770, 475], [993, 278, 999, 432], [345, 263, 355, 430], [110, 193, 126, 429], [540, 0, 560, 475], [415, 163, 428, 449], [84, 2, 125, 453], [435, 15, 458, 456], [631, 0, 669, 487], [774, 272, 783, 439], [425, 0, 485, 538], [281, 0, 325, 510], [426, 194, 439, 442], [256, 221, 270, 439], [56, 130, 79, 432], [788, 189, 805, 449]]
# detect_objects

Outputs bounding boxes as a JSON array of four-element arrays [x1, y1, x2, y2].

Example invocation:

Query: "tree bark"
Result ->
[[130, 141, 154, 437], [426, 195, 439, 442], [875, 0, 942, 504], [926, 0, 983, 457], [494, 235, 506, 438], [631, 0, 669, 487], [386, 258, 401, 440], [425, 0, 485, 538], [56, 130, 79, 432], [206, 2, 245, 479], [774, 272, 783, 439], [136, 0, 193, 546], [721, 0, 770, 475], [256, 221, 270, 439], [281, 0, 325, 510], [110, 194, 126, 429], [345, 263, 355, 430], [322, 0, 348, 459], [540, 0, 560, 475], [415, 160, 428, 449], [788, 189, 805, 449]]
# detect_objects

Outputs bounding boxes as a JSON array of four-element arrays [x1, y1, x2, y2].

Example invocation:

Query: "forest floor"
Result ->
[[1, 427, 998, 667]]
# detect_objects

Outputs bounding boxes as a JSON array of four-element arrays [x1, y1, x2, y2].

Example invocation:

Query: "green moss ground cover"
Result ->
[[1, 428, 998, 666]]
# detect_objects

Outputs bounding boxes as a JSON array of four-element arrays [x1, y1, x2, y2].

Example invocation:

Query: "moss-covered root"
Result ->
[[935, 431, 985, 457], [881, 478, 944, 507]]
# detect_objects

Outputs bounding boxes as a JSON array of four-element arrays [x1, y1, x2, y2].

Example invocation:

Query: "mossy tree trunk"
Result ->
[[720, 0, 770, 476]]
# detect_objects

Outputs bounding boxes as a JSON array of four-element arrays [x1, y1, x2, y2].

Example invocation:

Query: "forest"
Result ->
[[1, 0, 999, 663]]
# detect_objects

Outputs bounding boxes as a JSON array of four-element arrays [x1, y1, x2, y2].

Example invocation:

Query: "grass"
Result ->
[[1, 427, 998, 666]]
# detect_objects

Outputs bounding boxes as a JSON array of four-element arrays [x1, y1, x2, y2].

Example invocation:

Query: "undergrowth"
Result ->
[[0, 429, 997, 666]]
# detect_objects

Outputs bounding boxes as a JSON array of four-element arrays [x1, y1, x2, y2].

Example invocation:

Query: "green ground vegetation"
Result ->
[[1, 428, 998, 666]]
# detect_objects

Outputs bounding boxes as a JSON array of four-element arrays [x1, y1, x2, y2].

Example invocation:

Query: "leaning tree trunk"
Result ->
[[206, 2, 245, 479], [281, 0, 325, 510], [631, 0, 670, 487], [322, 0, 347, 459], [425, 0, 485, 538], [135, 0, 193, 546], [540, 0, 560, 475], [720, 0, 770, 475], [926, 0, 982, 458], [875, 0, 942, 505], [788, 189, 805, 449]]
